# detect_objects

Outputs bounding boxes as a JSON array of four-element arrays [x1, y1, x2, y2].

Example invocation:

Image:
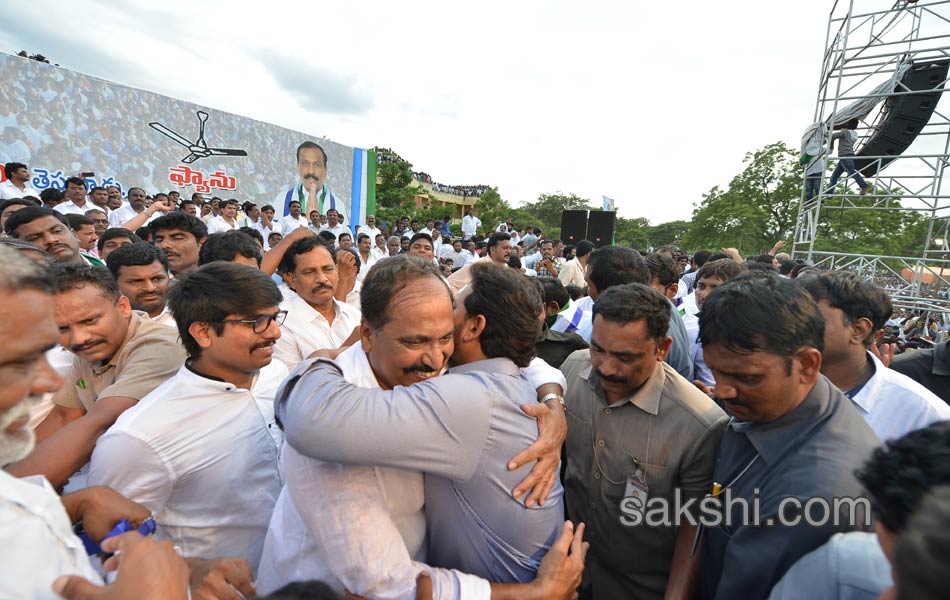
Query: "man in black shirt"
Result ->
[[698, 273, 879, 599]]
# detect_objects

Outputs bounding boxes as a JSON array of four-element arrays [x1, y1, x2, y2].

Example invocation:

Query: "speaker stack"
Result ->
[[559, 210, 616, 247]]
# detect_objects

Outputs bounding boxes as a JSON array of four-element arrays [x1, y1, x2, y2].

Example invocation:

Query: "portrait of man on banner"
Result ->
[[278, 141, 347, 226]]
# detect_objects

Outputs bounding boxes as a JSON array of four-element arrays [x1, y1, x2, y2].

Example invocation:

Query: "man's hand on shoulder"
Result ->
[[509, 386, 567, 507]]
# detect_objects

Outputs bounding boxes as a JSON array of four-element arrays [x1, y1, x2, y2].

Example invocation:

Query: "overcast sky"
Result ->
[[1, 0, 854, 224]]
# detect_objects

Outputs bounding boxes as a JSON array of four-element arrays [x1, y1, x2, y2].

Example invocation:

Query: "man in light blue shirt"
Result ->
[[278, 262, 570, 584]]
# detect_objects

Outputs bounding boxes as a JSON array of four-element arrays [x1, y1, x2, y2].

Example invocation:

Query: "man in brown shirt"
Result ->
[[7, 264, 185, 488], [561, 283, 727, 600]]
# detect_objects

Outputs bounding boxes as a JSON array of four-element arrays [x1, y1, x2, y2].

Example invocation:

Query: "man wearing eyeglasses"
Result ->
[[87, 262, 288, 580]]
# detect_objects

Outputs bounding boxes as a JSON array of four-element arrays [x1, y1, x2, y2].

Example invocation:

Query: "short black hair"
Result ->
[[586, 245, 648, 292], [148, 212, 208, 242], [854, 421, 950, 532], [487, 232, 510, 249], [238, 226, 264, 246], [106, 242, 170, 280], [894, 485, 950, 600], [0, 197, 38, 218], [49, 263, 119, 302], [357, 233, 370, 243], [699, 272, 825, 363], [317, 230, 337, 245], [258, 580, 343, 600], [64, 176, 85, 189], [167, 262, 283, 359], [465, 262, 541, 368], [278, 237, 336, 275], [409, 232, 432, 247], [696, 258, 746, 283], [296, 141, 328, 165], [538, 276, 569, 308], [593, 283, 671, 342], [135, 227, 152, 242], [3, 162, 27, 177], [97, 228, 142, 253], [691, 250, 712, 267], [4, 206, 68, 237], [798, 270, 892, 347], [338, 231, 352, 242], [361, 256, 451, 330], [40, 188, 63, 204], [179, 200, 197, 210], [575, 240, 595, 258], [64, 213, 94, 230], [199, 231, 263, 267], [778, 259, 797, 276], [644, 253, 679, 287]]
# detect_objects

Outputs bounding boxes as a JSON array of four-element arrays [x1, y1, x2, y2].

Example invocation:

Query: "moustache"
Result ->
[[593, 368, 627, 384], [71, 338, 107, 354], [402, 363, 438, 376], [310, 283, 334, 294], [251, 341, 275, 354], [304, 174, 320, 181]]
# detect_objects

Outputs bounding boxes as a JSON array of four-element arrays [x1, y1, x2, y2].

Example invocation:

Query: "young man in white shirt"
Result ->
[[320, 208, 348, 241], [0, 161, 40, 199], [206, 198, 241, 234], [461, 208, 481, 240], [109, 187, 149, 228], [280, 200, 310, 235], [274, 237, 360, 369], [53, 177, 92, 216], [88, 262, 288, 575], [255, 204, 283, 250], [799, 270, 950, 441]]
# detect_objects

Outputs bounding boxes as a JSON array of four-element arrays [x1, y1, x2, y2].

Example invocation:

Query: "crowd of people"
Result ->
[[2, 171, 950, 600]]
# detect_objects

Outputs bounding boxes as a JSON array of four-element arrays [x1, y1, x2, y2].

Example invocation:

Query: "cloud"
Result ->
[[257, 49, 373, 116]]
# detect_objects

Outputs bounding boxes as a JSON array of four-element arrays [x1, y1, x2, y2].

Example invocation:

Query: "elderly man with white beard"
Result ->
[[0, 245, 184, 600], [259, 257, 587, 599]]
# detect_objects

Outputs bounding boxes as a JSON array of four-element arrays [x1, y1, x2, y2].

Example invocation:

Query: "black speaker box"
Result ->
[[560, 210, 588, 243], [855, 59, 949, 177], [587, 211, 616, 247]]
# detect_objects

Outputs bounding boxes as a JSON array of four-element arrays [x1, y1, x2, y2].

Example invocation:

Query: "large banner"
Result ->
[[0, 52, 375, 226]]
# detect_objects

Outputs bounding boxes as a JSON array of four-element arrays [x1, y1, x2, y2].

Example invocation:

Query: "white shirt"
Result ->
[[461, 215, 481, 237], [258, 345, 490, 598], [557, 258, 586, 289], [108, 204, 145, 228], [320, 223, 349, 246], [274, 296, 361, 369], [358, 225, 382, 241], [206, 215, 241, 234], [0, 179, 40, 199], [851, 351, 950, 441], [280, 214, 310, 235], [357, 252, 379, 284], [455, 250, 475, 269], [0, 471, 101, 599], [88, 362, 287, 574], [54, 199, 93, 216], [255, 220, 283, 250], [152, 306, 177, 328]]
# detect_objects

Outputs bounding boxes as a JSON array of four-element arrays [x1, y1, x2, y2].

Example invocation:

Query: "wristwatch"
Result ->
[[540, 392, 566, 408]]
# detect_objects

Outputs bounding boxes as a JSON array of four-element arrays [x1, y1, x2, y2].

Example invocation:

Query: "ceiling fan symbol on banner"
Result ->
[[149, 111, 247, 164]]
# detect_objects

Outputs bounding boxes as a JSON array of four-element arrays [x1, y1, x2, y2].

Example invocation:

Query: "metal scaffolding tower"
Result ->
[[793, 0, 950, 313]]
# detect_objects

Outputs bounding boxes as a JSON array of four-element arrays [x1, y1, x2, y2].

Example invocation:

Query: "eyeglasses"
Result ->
[[217, 310, 287, 333]]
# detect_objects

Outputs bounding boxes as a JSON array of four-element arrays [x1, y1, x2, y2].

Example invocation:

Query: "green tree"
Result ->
[[686, 142, 801, 254], [613, 216, 651, 249], [521, 192, 595, 231], [648, 220, 691, 249], [474, 188, 511, 235]]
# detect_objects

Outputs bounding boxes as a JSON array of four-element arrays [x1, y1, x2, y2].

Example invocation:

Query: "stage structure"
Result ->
[[793, 0, 950, 314]]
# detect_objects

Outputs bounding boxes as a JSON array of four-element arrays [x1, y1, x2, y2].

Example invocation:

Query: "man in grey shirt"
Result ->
[[278, 263, 575, 585], [698, 273, 879, 599]]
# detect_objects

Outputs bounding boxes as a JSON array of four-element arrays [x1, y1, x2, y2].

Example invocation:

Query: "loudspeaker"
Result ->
[[855, 59, 949, 177], [560, 210, 588, 243], [587, 211, 616, 247]]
